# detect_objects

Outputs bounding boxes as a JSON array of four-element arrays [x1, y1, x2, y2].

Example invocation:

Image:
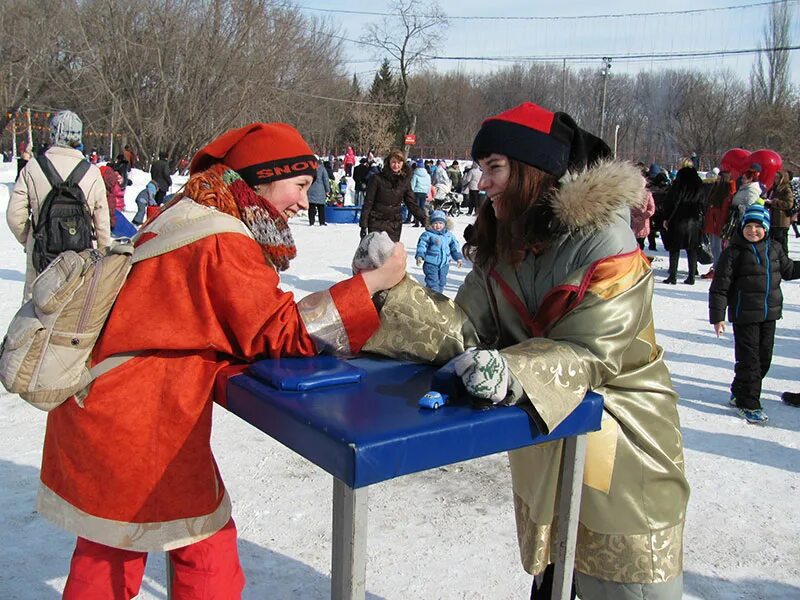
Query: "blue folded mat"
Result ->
[[248, 356, 365, 391], [112, 210, 137, 238]]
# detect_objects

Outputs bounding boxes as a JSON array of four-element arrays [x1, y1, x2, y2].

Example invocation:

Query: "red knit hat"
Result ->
[[471, 102, 611, 177], [190, 123, 318, 187]]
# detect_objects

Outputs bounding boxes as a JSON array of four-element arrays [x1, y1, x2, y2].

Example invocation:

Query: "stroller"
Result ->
[[436, 191, 463, 217]]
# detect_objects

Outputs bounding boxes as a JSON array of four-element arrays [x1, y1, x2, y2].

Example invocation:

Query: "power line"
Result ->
[[294, 7, 800, 66], [423, 44, 800, 63], [295, 0, 796, 21], [271, 87, 400, 107]]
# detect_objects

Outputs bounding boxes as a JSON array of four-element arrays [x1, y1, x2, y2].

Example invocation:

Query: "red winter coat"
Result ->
[[38, 222, 379, 552], [344, 147, 356, 167], [702, 194, 732, 237], [100, 165, 125, 225]]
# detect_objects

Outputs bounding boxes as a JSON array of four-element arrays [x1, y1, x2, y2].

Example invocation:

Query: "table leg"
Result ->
[[165, 553, 174, 600], [552, 434, 588, 600], [331, 478, 368, 600]]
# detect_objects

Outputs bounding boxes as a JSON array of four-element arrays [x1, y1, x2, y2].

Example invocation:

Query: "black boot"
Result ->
[[664, 251, 679, 285], [683, 276, 695, 285], [530, 564, 576, 599], [782, 391, 800, 407]]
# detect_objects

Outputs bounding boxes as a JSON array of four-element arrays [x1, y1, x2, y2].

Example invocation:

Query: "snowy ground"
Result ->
[[1, 164, 799, 599]]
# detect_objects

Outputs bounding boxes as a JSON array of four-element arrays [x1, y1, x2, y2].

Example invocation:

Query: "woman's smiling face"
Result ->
[[477, 154, 511, 219], [254, 175, 313, 220]]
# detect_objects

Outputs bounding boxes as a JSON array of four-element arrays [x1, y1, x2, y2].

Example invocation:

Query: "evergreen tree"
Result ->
[[368, 59, 404, 146]]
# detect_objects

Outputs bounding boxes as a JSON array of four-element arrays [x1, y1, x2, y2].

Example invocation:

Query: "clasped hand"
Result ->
[[452, 348, 509, 403], [352, 231, 407, 295]]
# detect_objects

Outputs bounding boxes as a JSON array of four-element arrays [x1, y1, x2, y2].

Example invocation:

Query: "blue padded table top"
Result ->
[[226, 356, 603, 488]]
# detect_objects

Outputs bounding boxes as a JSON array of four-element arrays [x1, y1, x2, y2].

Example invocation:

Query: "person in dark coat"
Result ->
[[645, 164, 670, 251], [352, 158, 370, 206], [661, 166, 704, 284], [150, 151, 173, 205], [764, 170, 793, 255], [709, 204, 800, 423], [307, 162, 331, 226], [359, 149, 426, 242], [110, 153, 131, 188]]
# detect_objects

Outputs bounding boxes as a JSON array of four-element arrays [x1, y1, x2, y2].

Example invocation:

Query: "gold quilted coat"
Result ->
[[364, 161, 689, 584]]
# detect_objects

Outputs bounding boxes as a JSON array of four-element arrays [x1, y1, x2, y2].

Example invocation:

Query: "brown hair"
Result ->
[[386, 149, 406, 164], [382, 148, 410, 183], [707, 171, 731, 209], [464, 159, 558, 268]]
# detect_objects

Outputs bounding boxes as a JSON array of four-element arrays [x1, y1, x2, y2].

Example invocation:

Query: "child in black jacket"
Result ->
[[709, 204, 800, 424]]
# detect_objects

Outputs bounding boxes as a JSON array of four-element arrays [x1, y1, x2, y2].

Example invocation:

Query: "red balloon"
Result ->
[[749, 149, 782, 190], [720, 148, 750, 180], [719, 148, 782, 190]]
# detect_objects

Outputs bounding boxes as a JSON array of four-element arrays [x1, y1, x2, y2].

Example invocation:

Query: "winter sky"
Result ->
[[296, 0, 800, 82]]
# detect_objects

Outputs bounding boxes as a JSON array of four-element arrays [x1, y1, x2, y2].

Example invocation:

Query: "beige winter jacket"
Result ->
[[7, 146, 110, 300]]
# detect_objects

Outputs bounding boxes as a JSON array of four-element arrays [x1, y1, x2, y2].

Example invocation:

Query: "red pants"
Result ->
[[62, 518, 245, 599]]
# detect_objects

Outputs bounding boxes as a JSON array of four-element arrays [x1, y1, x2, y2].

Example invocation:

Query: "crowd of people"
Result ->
[[4, 103, 799, 600]]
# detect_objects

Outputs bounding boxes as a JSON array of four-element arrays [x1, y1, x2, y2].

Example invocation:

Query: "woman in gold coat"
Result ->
[[362, 102, 689, 599]]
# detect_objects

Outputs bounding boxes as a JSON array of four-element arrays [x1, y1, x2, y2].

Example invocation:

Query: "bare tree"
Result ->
[[0, 0, 74, 140], [55, 0, 350, 164], [361, 0, 447, 145], [667, 70, 747, 166], [751, 0, 792, 107]]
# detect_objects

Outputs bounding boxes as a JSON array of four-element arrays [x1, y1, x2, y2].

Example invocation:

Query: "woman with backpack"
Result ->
[[700, 170, 734, 279], [36, 122, 407, 599], [7, 110, 110, 302]]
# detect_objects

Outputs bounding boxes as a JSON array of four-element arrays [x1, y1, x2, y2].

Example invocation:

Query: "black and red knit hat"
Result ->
[[190, 123, 318, 187], [471, 102, 611, 177]]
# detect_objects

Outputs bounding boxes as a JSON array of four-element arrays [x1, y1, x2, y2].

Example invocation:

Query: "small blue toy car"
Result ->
[[418, 391, 448, 409]]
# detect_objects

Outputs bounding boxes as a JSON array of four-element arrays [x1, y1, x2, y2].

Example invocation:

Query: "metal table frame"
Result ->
[[197, 357, 601, 599]]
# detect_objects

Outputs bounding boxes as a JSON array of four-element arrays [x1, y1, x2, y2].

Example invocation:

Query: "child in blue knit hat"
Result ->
[[415, 209, 464, 293], [709, 204, 800, 424]]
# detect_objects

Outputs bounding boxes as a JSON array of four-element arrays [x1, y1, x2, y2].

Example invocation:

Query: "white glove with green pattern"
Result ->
[[452, 348, 509, 404]]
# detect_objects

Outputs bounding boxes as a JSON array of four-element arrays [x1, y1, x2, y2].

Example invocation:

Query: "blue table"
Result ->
[[325, 205, 361, 223], [225, 356, 603, 600]]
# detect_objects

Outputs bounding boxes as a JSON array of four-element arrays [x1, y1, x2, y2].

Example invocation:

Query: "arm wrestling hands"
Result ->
[[352, 231, 407, 295]]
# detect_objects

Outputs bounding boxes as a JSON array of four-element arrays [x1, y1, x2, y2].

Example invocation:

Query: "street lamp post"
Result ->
[[599, 57, 612, 140]]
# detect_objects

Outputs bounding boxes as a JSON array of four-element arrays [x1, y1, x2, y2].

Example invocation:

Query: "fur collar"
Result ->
[[551, 160, 645, 233]]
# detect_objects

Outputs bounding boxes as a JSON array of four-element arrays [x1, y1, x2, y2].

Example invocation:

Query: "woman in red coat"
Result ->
[[39, 123, 407, 599], [700, 170, 733, 279], [343, 145, 356, 176]]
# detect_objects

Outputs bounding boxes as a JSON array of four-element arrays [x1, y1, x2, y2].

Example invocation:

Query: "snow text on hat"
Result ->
[[190, 123, 317, 188]]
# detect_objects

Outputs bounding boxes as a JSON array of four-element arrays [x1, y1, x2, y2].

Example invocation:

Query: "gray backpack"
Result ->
[[0, 199, 252, 411]]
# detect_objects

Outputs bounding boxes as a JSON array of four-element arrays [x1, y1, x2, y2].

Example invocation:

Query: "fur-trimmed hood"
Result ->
[[551, 160, 645, 233]]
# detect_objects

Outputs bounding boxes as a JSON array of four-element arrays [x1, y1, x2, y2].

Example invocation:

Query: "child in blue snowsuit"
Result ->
[[133, 180, 158, 226], [415, 210, 464, 293]]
